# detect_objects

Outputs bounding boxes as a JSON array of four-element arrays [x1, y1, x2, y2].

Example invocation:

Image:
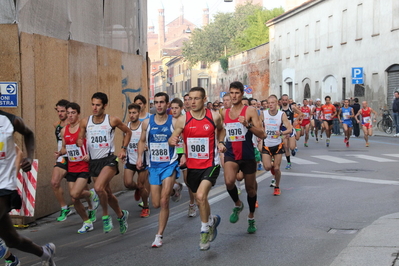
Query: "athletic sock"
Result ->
[[201, 222, 209, 232], [286, 155, 291, 163], [247, 194, 257, 213], [61, 205, 68, 210], [227, 186, 239, 203], [41, 246, 51, 261]]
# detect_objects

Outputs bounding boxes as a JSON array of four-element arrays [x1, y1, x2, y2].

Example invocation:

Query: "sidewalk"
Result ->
[[330, 212, 399, 266]]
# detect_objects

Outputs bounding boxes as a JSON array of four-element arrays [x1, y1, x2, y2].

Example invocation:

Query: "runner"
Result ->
[[279, 95, 301, 170], [311, 99, 323, 142], [52, 99, 74, 222], [308, 99, 315, 138], [261, 95, 292, 196], [320, 96, 337, 147], [57, 102, 99, 233], [221, 81, 266, 234], [338, 99, 355, 147], [136, 92, 180, 248], [0, 101, 56, 265], [182, 93, 190, 115], [134, 95, 151, 121], [123, 103, 151, 218], [300, 99, 312, 147], [355, 101, 378, 147], [169, 87, 224, 250], [78, 92, 131, 234]]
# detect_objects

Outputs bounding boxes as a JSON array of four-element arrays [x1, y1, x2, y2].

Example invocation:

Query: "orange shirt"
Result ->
[[321, 104, 336, 121]]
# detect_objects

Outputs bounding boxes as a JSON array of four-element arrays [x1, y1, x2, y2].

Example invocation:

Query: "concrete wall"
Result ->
[[1, 25, 148, 219], [268, 0, 399, 110]]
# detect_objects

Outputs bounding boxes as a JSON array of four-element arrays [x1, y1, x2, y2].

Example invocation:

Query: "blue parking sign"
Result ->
[[0, 82, 18, 107], [352, 67, 364, 84]]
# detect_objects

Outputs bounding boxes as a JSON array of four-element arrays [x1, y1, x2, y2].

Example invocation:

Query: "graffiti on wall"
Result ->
[[121, 64, 141, 122]]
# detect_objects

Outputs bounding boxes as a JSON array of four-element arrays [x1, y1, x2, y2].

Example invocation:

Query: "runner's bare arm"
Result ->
[[169, 115, 185, 146], [338, 108, 342, 122], [111, 116, 132, 159], [245, 107, 266, 139], [371, 108, 378, 121], [355, 109, 361, 123], [13, 116, 35, 172], [77, 117, 88, 147], [280, 113, 293, 135], [136, 119, 149, 169], [213, 111, 226, 153]]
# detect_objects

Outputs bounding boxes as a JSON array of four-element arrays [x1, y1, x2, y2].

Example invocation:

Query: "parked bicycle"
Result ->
[[377, 108, 394, 134]]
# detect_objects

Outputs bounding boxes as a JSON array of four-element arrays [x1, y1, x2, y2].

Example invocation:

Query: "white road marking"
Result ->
[[350, 154, 397, 162], [300, 172, 399, 185], [382, 154, 399, 159], [283, 156, 318, 165], [312, 155, 357, 164]]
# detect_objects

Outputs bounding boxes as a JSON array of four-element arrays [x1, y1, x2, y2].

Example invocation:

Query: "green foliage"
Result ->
[[182, 4, 284, 66], [219, 56, 229, 73]]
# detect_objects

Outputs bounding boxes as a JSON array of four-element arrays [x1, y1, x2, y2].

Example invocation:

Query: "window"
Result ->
[[198, 78, 209, 89], [304, 25, 309, 54], [354, 84, 365, 97], [315, 20, 320, 51], [304, 84, 311, 98], [356, 4, 363, 40], [286, 32, 291, 59], [295, 29, 299, 56], [341, 10, 347, 44], [200, 61, 207, 69], [278, 35, 282, 60], [393, 0, 399, 30], [373, 0, 380, 35], [327, 15, 333, 48]]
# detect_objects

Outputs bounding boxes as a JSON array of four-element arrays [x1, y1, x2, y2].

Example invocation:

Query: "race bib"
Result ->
[[66, 144, 84, 162], [304, 112, 310, 119], [150, 142, 170, 162], [89, 130, 109, 149], [325, 113, 331, 120], [128, 131, 141, 154], [343, 112, 350, 120], [363, 116, 371, 124], [187, 138, 209, 159], [266, 125, 279, 139], [0, 129, 6, 160], [225, 122, 247, 142]]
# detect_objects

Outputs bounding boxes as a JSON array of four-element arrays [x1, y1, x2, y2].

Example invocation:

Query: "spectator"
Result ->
[[350, 98, 361, 137], [393, 91, 399, 136]]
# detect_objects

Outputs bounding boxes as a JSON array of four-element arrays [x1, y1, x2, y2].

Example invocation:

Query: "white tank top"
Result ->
[[86, 114, 115, 159], [0, 112, 17, 190], [126, 121, 142, 165], [263, 110, 283, 147]]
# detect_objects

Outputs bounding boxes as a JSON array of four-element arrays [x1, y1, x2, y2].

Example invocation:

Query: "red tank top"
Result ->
[[183, 109, 218, 169], [64, 125, 89, 173], [360, 107, 372, 124], [301, 106, 311, 120]]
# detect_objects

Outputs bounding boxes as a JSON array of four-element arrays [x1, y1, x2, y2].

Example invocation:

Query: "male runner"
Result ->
[[221, 81, 266, 233], [135, 95, 151, 122], [300, 99, 312, 147], [78, 92, 131, 234], [123, 103, 150, 218], [312, 99, 323, 142], [57, 102, 99, 233], [52, 99, 73, 222], [169, 87, 224, 250], [261, 95, 293, 196], [355, 101, 378, 147], [320, 96, 337, 147], [136, 92, 180, 248], [308, 99, 315, 137], [338, 99, 355, 147], [0, 101, 56, 265], [182, 93, 190, 115]]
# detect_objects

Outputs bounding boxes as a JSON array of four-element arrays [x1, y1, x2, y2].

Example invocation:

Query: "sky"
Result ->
[[147, 0, 285, 33]]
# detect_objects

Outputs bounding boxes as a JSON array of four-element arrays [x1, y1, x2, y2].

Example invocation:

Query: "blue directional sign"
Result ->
[[352, 67, 364, 84], [0, 82, 18, 107], [244, 85, 253, 94], [220, 92, 227, 98]]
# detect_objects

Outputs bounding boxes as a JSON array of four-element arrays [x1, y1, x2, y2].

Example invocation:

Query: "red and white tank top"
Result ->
[[360, 107, 372, 124], [64, 125, 89, 173], [300, 106, 311, 120]]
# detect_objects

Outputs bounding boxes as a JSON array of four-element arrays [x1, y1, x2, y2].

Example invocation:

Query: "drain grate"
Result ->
[[328, 228, 359, 234]]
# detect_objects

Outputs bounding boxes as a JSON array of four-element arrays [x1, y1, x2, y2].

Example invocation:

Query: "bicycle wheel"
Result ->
[[384, 117, 393, 134], [377, 120, 383, 131]]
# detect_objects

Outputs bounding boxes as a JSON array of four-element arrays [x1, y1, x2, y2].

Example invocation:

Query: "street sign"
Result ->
[[244, 85, 253, 94], [220, 92, 227, 98], [352, 67, 364, 84], [0, 82, 18, 107]]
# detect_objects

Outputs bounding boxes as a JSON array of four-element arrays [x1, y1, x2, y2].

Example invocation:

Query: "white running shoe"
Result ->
[[77, 222, 94, 234], [90, 188, 100, 210], [41, 243, 56, 266], [188, 204, 197, 217], [171, 183, 183, 202], [152, 235, 163, 248], [0, 238, 9, 259]]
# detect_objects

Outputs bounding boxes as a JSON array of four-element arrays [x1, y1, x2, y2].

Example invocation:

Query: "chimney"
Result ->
[[180, 5, 184, 25], [203, 8, 209, 27], [158, 8, 165, 48]]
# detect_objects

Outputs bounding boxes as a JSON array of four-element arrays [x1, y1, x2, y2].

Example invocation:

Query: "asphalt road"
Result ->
[[14, 134, 399, 266]]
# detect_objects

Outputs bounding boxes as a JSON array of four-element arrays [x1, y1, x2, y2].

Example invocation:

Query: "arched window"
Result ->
[[304, 83, 311, 99]]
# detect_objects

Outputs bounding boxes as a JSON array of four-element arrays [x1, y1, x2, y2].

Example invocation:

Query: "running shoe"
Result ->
[[326, 139, 330, 147], [316, 137, 319, 143], [366, 142, 369, 147], [0, 239, 8, 259], [102, 215, 113, 233], [5, 256, 20, 266], [285, 163, 291, 170], [140, 208, 150, 218], [229, 203, 244, 223], [320, 135, 323, 140], [311, 131, 314, 138], [270, 179, 276, 187], [247, 219, 257, 234], [56, 207, 72, 222], [304, 142, 308, 147], [77, 222, 94, 234], [138, 202, 144, 208], [171, 183, 183, 202], [117, 210, 129, 234], [41, 243, 56, 266], [274, 187, 281, 196], [208, 215, 221, 242], [199, 232, 210, 251], [344, 137, 348, 143], [89, 188, 100, 210], [152, 234, 163, 248], [255, 201, 259, 208], [346, 141, 349, 148], [188, 204, 197, 217], [257, 163, 262, 171], [88, 209, 97, 223], [134, 188, 141, 201]]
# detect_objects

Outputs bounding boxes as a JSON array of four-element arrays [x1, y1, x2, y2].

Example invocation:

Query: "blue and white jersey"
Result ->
[[341, 107, 352, 121], [146, 115, 177, 168]]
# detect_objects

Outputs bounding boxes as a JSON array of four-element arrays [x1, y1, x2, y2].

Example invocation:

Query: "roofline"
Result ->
[[266, 0, 324, 26]]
